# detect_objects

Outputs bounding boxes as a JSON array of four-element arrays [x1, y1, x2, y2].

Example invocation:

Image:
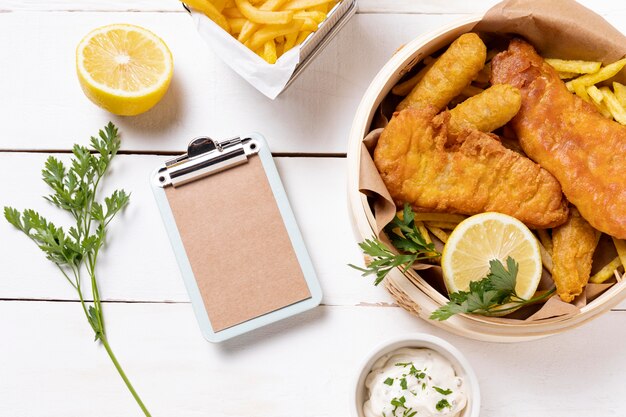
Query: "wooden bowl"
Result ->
[[346, 15, 626, 342]]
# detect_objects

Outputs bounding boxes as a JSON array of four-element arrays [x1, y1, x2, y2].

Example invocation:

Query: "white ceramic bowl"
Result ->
[[351, 333, 480, 417]]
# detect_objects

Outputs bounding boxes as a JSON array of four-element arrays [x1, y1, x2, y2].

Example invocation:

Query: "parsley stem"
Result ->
[[101, 336, 152, 417]]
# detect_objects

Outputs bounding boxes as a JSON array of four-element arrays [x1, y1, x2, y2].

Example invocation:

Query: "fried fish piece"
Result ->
[[448, 84, 522, 134], [397, 33, 486, 111], [552, 207, 600, 302], [491, 38, 626, 238], [373, 106, 569, 228]]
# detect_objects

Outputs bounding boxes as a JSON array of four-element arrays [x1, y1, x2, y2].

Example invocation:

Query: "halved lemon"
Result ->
[[441, 212, 542, 301], [76, 24, 173, 116]]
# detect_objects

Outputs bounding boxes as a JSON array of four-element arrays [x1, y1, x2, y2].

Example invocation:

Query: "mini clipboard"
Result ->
[[151, 133, 322, 342]]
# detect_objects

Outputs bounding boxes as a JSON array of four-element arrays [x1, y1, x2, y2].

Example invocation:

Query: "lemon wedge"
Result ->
[[441, 212, 542, 301], [76, 24, 173, 116]]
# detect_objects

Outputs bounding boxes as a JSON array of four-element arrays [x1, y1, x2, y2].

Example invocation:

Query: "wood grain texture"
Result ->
[[0, 153, 393, 306], [0, 12, 467, 154], [2, 301, 626, 417], [3, 0, 626, 13]]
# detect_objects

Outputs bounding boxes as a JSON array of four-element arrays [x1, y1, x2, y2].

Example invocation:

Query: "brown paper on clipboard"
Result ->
[[165, 156, 311, 332]]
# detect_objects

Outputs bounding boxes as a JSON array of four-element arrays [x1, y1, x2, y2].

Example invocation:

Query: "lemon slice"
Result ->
[[76, 24, 173, 116], [441, 212, 542, 301]]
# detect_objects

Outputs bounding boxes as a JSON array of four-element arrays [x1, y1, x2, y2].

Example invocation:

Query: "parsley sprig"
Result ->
[[430, 257, 555, 321], [350, 204, 440, 285], [4, 123, 151, 416]]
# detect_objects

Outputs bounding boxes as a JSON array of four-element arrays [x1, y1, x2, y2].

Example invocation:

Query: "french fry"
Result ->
[[238, 0, 289, 43], [537, 229, 553, 255], [537, 240, 553, 274], [590, 256, 623, 284], [415, 221, 432, 245], [426, 226, 449, 243], [567, 79, 590, 102], [424, 221, 458, 230], [411, 213, 466, 223], [294, 10, 327, 23], [587, 86, 612, 118], [545, 58, 602, 74], [227, 17, 247, 34], [285, 0, 333, 9], [614, 82, 626, 107], [295, 30, 312, 45], [185, 0, 231, 31], [224, 0, 235, 6], [299, 17, 319, 31], [613, 238, 626, 269], [283, 31, 298, 53], [235, 0, 293, 24], [558, 71, 577, 79], [247, 20, 303, 51], [210, 0, 227, 11], [262, 40, 278, 64], [600, 86, 626, 124], [566, 58, 626, 88], [391, 58, 437, 96], [222, 6, 244, 17]]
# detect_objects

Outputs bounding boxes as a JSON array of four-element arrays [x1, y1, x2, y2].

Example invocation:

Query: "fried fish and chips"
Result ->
[[491, 39, 626, 239], [397, 33, 487, 111], [551, 207, 600, 302], [373, 107, 568, 229]]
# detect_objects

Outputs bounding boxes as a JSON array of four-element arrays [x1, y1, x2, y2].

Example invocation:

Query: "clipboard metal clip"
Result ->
[[156, 136, 260, 188]]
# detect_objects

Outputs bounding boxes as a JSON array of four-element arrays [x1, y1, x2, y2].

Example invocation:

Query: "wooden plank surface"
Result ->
[[3, 0, 626, 13], [3, 1, 626, 417], [3, 301, 626, 417], [0, 153, 392, 306]]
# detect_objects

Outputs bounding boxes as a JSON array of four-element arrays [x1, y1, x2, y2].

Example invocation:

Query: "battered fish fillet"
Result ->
[[373, 107, 569, 228], [552, 207, 600, 302], [491, 39, 626, 238]]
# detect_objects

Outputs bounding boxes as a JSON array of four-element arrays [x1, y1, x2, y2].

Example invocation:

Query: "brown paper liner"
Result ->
[[357, 0, 626, 322]]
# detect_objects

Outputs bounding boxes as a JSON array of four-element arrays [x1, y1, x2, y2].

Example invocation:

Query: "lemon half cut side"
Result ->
[[76, 24, 173, 116], [441, 212, 543, 302]]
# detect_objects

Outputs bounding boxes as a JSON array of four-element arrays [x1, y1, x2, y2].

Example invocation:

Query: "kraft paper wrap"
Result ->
[[357, 0, 626, 322]]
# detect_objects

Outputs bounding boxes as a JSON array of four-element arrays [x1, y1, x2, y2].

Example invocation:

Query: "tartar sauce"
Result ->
[[363, 348, 467, 417]]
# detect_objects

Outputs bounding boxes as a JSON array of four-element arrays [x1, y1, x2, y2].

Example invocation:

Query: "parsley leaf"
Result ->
[[384, 377, 394, 386], [349, 204, 440, 285], [400, 378, 408, 390], [433, 386, 452, 395], [436, 399, 451, 411], [4, 123, 150, 416], [430, 257, 555, 320]]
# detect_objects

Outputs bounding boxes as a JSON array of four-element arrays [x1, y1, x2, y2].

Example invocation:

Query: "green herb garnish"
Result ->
[[384, 377, 395, 386], [400, 378, 408, 390], [4, 123, 150, 416], [430, 257, 555, 321], [436, 399, 451, 411], [433, 386, 452, 395], [350, 204, 440, 285]]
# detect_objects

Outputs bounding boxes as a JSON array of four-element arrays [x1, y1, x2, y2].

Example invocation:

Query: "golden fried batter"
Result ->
[[373, 107, 569, 228], [552, 207, 600, 302], [397, 33, 486, 111], [448, 84, 521, 134], [491, 38, 626, 238]]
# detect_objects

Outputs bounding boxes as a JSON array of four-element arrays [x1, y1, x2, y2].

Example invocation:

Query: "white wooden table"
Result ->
[[2, 1, 626, 416]]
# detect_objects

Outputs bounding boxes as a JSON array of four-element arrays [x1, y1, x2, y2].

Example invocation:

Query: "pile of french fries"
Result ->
[[184, 0, 339, 64], [547, 58, 626, 125]]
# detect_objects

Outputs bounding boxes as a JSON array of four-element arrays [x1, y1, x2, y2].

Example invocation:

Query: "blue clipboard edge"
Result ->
[[150, 132, 323, 343]]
